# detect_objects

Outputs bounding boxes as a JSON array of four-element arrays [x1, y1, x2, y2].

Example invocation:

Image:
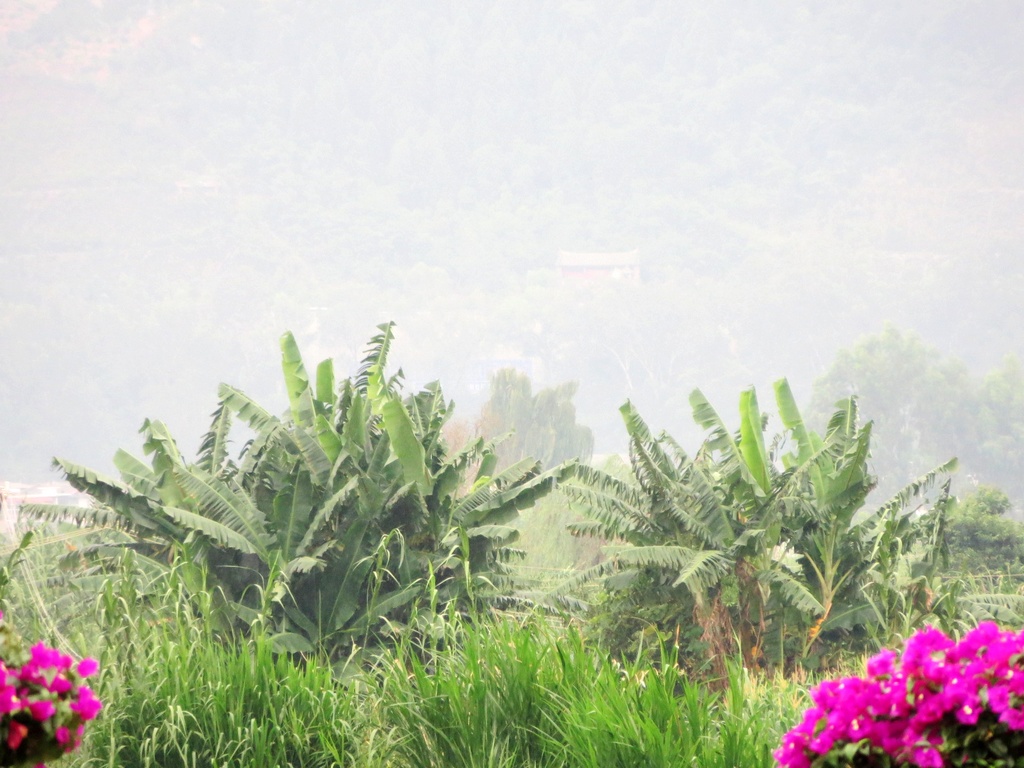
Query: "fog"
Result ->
[[2, 2, 1022, 502]]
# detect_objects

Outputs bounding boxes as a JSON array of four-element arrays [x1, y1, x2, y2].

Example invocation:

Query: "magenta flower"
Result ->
[[0, 615, 102, 765], [28, 698, 55, 721], [70, 686, 102, 721], [776, 623, 1024, 767]]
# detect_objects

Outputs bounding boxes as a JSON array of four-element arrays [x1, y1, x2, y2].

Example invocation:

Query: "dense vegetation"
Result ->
[[2, 563, 805, 768], [3, 2, 1022, 763], [29, 326, 569, 662], [3, 326, 1023, 766]]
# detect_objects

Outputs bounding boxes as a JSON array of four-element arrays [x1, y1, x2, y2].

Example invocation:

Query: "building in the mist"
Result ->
[[557, 250, 640, 282], [0, 481, 90, 538]]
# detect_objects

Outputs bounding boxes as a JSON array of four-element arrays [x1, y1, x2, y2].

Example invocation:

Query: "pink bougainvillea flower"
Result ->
[[70, 686, 102, 720], [776, 623, 1024, 768], [77, 658, 99, 677], [28, 698, 55, 720]]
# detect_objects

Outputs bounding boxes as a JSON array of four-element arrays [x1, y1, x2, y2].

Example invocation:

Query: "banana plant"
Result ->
[[25, 323, 570, 660], [562, 378, 960, 672]]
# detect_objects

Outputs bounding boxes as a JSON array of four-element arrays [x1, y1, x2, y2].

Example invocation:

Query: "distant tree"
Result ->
[[478, 369, 594, 470], [974, 357, 1024, 500], [810, 325, 977, 497], [945, 486, 1024, 578], [812, 327, 1024, 504]]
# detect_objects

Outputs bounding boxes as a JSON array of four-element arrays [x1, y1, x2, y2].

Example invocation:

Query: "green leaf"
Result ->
[[161, 505, 260, 554], [320, 515, 374, 631], [380, 396, 433, 495], [606, 545, 730, 594], [218, 383, 278, 432], [112, 449, 159, 498], [765, 568, 825, 615], [292, 423, 333, 487], [774, 379, 808, 452], [196, 400, 233, 476], [347, 581, 422, 634], [281, 331, 316, 429], [52, 458, 180, 537], [273, 469, 314, 562], [315, 358, 335, 411], [171, 466, 271, 559], [270, 632, 314, 654], [342, 390, 367, 454], [316, 415, 343, 465], [738, 388, 770, 494], [356, 321, 396, 397]]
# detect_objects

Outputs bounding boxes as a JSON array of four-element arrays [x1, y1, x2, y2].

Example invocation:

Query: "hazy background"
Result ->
[[2, 1, 1022, 503]]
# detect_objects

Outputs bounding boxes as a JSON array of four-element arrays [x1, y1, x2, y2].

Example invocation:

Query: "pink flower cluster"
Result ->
[[776, 623, 1024, 768], [0, 612, 101, 767]]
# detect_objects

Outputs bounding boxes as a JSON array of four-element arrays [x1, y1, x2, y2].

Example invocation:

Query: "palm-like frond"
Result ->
[[562, 476, 650, 541], [171, 466, 272, 559], [20, 503, 115, 530], [51, 458, 180, 537], [959, 593, 1024, 624], [161, 506, 261, 554], [356, 321, 396, 396], [271, 469, 314, 562], [196, 400, 233, 476], [551, 559, 620, 596], [619, 402, 680, 492], [112, 449, 160, 498], [690, 389, 765, 505], [870, 457, 960, 521], [454, 462, 566, 528], [605, 545, 730, 594], [763, 568, 825, 616], [218, 383, 279, 433]]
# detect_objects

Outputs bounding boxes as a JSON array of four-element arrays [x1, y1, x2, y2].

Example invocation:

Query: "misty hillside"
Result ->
[[2, 1, 1022, 496]]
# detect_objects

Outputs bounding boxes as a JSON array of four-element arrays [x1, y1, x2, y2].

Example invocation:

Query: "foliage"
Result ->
[[776, 623, 1024, 768], [812, 326, 1024, 503], [81, 575, 367, 768], [24, 324, 570, 660], [944, 486, 1024, 579], [373, 612, 796, 768], [477, 368, 594, 471], [514, 491, 598, 570], [31, 568, 803, 768], [561, 378, 959, 672], [0, 535, 33, 611], [514, 458, 633, 573]]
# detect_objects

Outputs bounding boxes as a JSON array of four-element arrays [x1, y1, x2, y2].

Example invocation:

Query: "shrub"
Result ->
[[776, 622, 1024, 767], [0, 613, 100, 768]]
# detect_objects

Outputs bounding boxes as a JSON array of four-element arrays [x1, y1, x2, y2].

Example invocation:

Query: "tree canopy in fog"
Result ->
[[2, 2, 1022, 509]]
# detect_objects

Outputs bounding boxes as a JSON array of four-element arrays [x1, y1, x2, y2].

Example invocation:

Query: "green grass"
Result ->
[[2, 532, 809, 768], [381, 615, 805, 767], [68, 606, 805, 767]]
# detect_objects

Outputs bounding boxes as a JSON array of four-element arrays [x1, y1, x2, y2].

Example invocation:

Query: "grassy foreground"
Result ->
[[46, 590, 807, 768]]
